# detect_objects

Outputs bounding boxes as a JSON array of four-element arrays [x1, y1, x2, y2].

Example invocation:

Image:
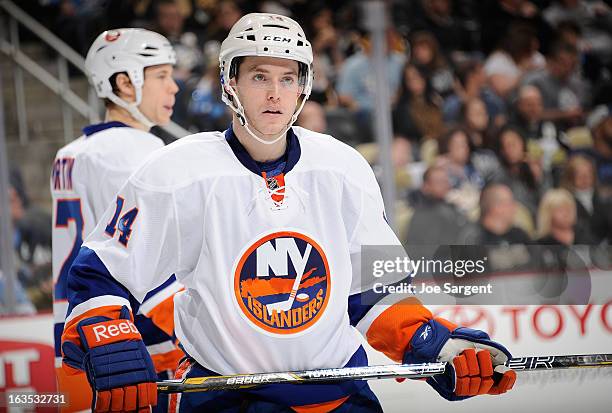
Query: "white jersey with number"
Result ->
[[52, 126, 164, 309], [51, 125, 166, 361], [73, 126, 402, 375]]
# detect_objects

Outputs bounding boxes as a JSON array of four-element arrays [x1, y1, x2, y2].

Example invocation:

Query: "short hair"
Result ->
[[499, 23, 537, 63], [556, 19, 582, 37], [517, 84, 541, 101], [422, 165, 445, 184], [547, 41, 578, 60], [103, 72, 124, 107], [479, 182, 511, 217], [560, 154, 596, 191]]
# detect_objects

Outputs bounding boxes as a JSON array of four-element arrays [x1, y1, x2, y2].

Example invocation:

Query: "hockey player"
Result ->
[[52, 28, 183, 412], [61, 14, 516, 412]]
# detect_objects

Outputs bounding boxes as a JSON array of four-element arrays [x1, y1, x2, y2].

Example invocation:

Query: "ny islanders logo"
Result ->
[[234, 231, 330, 334]]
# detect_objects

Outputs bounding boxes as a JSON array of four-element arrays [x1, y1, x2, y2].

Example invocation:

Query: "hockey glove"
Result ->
[[62, 306, 157, 412], [403, 319, 516, 401]]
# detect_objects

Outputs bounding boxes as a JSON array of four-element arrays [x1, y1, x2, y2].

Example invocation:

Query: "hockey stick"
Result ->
[[157, 353, 612, 393]]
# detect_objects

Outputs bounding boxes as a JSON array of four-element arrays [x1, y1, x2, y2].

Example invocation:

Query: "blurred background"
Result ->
[[3, 0, 612, 313], [0, 1, 611, 410]]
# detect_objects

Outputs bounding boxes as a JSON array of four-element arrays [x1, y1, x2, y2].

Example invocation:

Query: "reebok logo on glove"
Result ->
[[81, 319, 142, 348], [420, 325, 431, 341]]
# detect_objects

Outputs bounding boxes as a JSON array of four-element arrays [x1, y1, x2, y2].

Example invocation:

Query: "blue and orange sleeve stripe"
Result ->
[[61, 246, 134, 374], [353, 293, 457, 362]]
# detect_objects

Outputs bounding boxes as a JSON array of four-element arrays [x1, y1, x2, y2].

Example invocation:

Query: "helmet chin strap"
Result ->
[[239, 112, 291, 146], [227, 84, 307, 146], [108, 93, 156, 130]]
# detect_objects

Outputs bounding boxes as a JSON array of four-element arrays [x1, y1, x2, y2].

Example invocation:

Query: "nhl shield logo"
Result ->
[[234, 231, 330, 334]]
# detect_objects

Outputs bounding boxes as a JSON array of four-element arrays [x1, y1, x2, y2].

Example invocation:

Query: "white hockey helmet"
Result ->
[[219, 13, 313, 144], [85, 28, 176, 128]]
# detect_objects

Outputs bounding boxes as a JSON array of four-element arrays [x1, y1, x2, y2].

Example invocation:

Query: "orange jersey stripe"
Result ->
[[146, 293, 179, 337], [365, 297, 432, 362], [169, 359, 192, 413], [61, 305, 126, 371], [292, 396, 350, 413], [55, 367, 92, 412], [151, 347, 184, 373]]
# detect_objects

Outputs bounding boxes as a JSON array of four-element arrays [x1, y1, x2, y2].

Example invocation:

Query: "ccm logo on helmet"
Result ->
[[83, 319, 141, 347], [262, 35, 291, 43]]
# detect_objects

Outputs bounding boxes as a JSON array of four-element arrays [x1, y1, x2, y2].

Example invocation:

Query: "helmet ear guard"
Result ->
[[218, 13, 314, 145], [85, 28, 176, 128]]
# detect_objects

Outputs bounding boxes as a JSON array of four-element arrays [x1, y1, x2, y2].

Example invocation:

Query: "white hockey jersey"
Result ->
[[51, 122, 182, 370], [64, 126, 426, 379]]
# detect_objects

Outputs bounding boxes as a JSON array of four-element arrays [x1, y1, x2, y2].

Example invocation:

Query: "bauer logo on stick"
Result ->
[[234, 231, 330, 334]]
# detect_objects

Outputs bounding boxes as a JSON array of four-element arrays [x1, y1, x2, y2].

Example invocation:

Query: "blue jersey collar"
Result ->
[[224, 125, 301, 176], [83, 121, 130, 136]]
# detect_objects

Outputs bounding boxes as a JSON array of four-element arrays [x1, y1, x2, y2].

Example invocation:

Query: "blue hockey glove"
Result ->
[[404, 319, 516, 401], [62, 306, 158, 412]]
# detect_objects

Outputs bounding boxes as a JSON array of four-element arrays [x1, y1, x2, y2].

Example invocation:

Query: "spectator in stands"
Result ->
[[462, 97, 493, 148], [495, 125, 543, 215], [532, 188, 591, 301], [536, 188, 579, 245], [153, 0, 203, 81], [9, 169, 51, 276], [409, 31, 454, 97], [183, 49, 232, 133], [408, 0, 473, 53], [509, 84, 562, 172], [54, 0, 106, 56], [461, 98, 504, 187], [443, 58, 506, 127], [297, 101, 328, 134], [479, 0, 552, 56], [392, 63, 444, 142], [9, 168, 52, 310], [0, 268, 36, 315], [523, 41, 589, 129], [435, 127, 484, 189], [553, 19, 603, 85], [337, 29, 407, 138], [307, 6, 343, 105], [435, 127, 485, 215], [405, 165, 468, 245], [205, 0, 243, 43], [459, 182, 532, 244], [574, 105, 612, 199], [484, 22, 545, 98], [510, 84, 547, 140], [543, 0, 612, 65], [560, 154, 611, 243]]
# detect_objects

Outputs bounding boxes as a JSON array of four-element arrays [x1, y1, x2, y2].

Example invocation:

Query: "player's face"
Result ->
[[233, 56, 302, 138], [139, 64, 179, 126]]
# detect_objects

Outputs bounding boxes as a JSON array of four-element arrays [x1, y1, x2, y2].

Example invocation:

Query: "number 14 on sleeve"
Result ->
[[105, 196, 139, 247]]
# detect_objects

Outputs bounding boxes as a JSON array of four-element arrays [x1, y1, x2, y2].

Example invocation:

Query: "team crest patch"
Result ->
[[234, 231, 330, 334]]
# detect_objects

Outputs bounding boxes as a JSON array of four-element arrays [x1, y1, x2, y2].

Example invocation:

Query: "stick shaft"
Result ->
[[158, 363, 445, 393], [157, 353, 612, 394], [506, 353, 612, 371]]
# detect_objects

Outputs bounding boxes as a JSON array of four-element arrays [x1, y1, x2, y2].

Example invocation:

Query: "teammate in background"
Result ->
[[51, 29, 183, 412], [61, 14, 516, 412]]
